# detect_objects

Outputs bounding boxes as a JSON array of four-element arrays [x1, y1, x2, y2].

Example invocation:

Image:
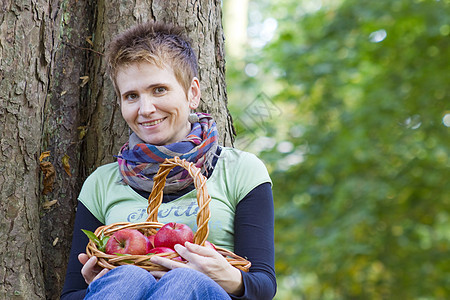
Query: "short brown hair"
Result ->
[[106, 22, 199, 98]]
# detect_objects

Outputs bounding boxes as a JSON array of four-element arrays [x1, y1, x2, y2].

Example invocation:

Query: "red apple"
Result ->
[[148, 246, 183, 261], [105, 229, 149, 255], [154, 222, 194, 250], [148, 246, 175, 254]]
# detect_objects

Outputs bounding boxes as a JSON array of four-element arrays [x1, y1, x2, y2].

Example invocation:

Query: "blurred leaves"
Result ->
[[226, 0, 450, 299]]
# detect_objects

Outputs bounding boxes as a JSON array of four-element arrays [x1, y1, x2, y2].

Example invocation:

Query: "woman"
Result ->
[[61, 21, 276, 299]]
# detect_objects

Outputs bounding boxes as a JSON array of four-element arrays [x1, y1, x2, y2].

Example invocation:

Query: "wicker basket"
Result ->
[[86, 157, 251, 272]]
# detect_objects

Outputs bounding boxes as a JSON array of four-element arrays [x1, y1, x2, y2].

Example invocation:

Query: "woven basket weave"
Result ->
[[86, 157, 251, 272]]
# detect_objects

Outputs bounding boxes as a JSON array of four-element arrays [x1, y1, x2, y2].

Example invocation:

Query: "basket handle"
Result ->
[[145, 157, 211, 246]]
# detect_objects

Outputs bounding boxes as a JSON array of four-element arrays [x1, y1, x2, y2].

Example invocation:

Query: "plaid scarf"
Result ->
[[117, 113, 219, 194]]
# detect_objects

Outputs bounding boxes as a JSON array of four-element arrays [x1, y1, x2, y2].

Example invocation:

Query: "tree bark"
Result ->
[[1, 0, 232, 299], [0, 1, 48, 298], [39, 1, 96, 298]]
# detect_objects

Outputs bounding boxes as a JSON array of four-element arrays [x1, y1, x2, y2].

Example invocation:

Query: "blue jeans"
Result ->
[[84, 265, 231, 300]]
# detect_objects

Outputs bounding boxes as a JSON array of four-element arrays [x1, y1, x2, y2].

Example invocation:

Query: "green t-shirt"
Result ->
[[79, 147, 271, 252]]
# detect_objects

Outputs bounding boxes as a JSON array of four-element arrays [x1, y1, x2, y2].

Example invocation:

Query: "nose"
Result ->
[[139, 95, 156, 116]]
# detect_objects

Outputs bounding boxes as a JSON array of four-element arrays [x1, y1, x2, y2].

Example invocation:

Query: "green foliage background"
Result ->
[[225, 0, 450, 299]]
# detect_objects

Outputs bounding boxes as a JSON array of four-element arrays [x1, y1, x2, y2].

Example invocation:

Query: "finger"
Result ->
[[84, 256, 98, 270], [81, 256, 99, 284], [150, 255, 186, 270], [78, 253, 90, 265], [184, 242, 220, 257], [173, 244, 197, 262], [174, 244, 217, 267], [92, 268, 109, 282]]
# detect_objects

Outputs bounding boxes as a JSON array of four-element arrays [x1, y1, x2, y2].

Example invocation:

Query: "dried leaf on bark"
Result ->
[[39, 151, 51, 162], [62, 154, 71, 177], [78, 126, 88, 140], [43, 199, 58, 209], [80, 76, 89, 87], [40, 161, 56, 194], [86, 36, 94, 47]]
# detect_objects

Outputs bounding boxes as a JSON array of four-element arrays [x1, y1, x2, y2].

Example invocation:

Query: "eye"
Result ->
[[124, 93, 138, 101], [154, 86, 167, 95]]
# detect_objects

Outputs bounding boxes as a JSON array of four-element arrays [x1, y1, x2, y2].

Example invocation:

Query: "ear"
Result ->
[[187, 77, 201, 109]]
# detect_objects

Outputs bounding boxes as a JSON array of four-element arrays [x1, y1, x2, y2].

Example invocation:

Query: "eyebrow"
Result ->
[[121, 82, 169, 96]]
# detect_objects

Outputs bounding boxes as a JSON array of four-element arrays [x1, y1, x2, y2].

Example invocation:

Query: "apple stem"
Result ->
[[114, 236, 127, 248]]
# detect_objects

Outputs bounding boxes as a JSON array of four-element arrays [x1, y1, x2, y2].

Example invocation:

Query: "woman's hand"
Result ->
[[149, 242, 244, 295], [78, 253, 109, 285]]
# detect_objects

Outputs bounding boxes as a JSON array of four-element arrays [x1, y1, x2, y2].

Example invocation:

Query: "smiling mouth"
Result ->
[[141, 118, 164, 126]]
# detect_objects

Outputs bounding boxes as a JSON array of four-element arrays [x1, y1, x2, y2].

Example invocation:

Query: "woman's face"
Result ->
[[116, 62, 200, 145]]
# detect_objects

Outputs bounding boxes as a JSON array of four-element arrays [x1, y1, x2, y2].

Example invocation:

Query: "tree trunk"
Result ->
[[0, 1, 49, 298], [0, 0, 233, 299]]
